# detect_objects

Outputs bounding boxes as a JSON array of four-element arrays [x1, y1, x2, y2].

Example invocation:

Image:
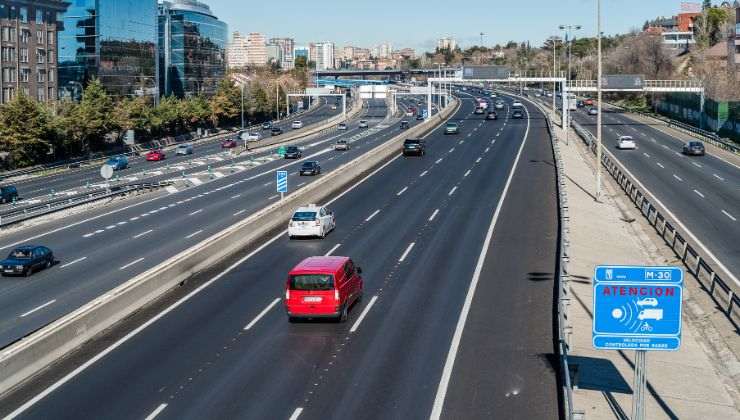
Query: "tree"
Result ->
[[114, 96, 152, 136], [250, 85, 270, 120], [149, 95, 181, 135], [0, 93, 55, 168], [694, 6, 731, 47], [67, 78, 117, 154], [180, 95, 210, 130], [294, 56, 308, 69], [209, 79, 241, 127]]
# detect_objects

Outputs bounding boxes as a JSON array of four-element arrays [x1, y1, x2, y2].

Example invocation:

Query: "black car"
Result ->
[[1, 185, 18, 204], [486, 111, 498, 120], [299, 161, 321, 176], [0, 245, 54, 277], [284, 146, 302, 159], [682, 141, 706, 156], [512, 110, 524, 119], [262, 122, 273, 130], [403, 138, 425, 156], [474, 108, 484, 115], [416, 114, 424, 120], [400, 120, 410, 130], [271, 127, 283, 136]]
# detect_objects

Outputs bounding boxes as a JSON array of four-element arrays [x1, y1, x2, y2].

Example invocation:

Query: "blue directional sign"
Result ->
[[593, 265, 683, 351], [276, 170, 288, 193], [422, 109, 428, 118]]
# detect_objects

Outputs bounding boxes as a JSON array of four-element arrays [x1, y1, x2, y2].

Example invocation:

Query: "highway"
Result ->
[[1, 101, 341, 206], [569, 105, 740, 281], [1, 94, 561, 419], [0, 98, 430, 349]]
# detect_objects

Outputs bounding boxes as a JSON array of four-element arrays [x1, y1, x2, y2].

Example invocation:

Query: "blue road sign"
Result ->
[[593, 265, 683, 351], [276, 170, 288, 193], [422, 109, 429, 118]]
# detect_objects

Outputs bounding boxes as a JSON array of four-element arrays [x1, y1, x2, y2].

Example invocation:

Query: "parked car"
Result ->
[[486, 111, 498, 120], [291, 120, 303, 129], [284, 256, 362, 322], [284, 146, 302, 159], [403, 138, 425, 156], [145, 149, 166, 161], [682, 141, 706, 156], [358, 120, 369, 128], [106, 155, 129, 171], [444, 122, 460, 134], [288, 205, 335, 239], [0, 185, 18, 204], [400, 120, 410, 130], [0, 245, 54, 277], [176, 144, 193, 155], [271, 127, 283, 136], [334, 140, 350, 151], [221, 139, 237, 149], [337, 122, 348, 131], [616, 135, 636, 150], [299, 161, 321, 176]]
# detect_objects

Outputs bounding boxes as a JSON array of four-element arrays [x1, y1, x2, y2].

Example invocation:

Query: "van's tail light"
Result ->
[[286, 289, 290, 300], [334, 290, 339, 301]]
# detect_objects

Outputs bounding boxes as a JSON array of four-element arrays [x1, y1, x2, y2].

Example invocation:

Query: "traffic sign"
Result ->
[[276, 170, 288, 194], [422, 109, 428, 118], [100, 164, 113, 180], [593, 265, 683, 351]]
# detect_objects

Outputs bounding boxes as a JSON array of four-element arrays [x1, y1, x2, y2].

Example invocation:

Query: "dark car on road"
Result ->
[[403, 138, 425, 156], [284, 146, 302, 159], [271, 127, 283, 136], [512, 110, 524, 119], [1, 185, 18, 204], [682, 141, 706, 156], [400, 120, 410, 130], [0, 245, 54, 277], [416, 114, 424, 120], [486, 111, 498, 120], [262, 122, 272, 130], [299, 161, 321, 176]]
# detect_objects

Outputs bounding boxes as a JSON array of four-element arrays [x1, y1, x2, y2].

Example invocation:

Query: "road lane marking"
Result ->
[[185, 230, 203, 239], [60, 257, 86, 268], [464, 169, 471, 177], [288, 408, 304, 420], [656, 162, 664, 168], [449, 148, 455, 153], [133, 229, 153, 239], [82, 233, 94, 238], [119, 258, 145, 271], [233, 209, 246, 216], [243, 298, 281, 331], [691, 162, 702, 168], [475, 157, 482, 163], [661, 144, 669, 149], [398, 242, 415, 262], [484, 147, 490, 153], [673, 174, 683, 182], [722, 210, 737, 221], [350, 295, 379, 333], [643, 153, 650, 158], [429, 209, 439, 222], [268, 194, 279, 200], [130, 217, 139, 221], [231, 194, 242, 199], [366, 209, 380, 221], [144, 403, 168, 420], [325, 243, 341, 256], [188, 209, 203, 216], [19, 299, 56, 318], [693, 189, 705, 198], [713, 174, 725, 181], [448, 186, 457, 196], [420, 170, 428, 177], [117, 221, 127, 225], [396, 186, 408, 196], [297, 182, 306, 187], [435, 158, 443, 164]]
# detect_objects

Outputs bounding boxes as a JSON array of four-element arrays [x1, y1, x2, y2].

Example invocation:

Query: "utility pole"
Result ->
[[240, 83, 245, 130], [596, 0, 603, 201], [559, 24, 582, 146], [551, 36, 558, 113], [276, 83, 280, 121]]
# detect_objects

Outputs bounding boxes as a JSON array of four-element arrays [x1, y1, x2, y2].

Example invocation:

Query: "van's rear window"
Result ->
[[290, 274, 334, 290]]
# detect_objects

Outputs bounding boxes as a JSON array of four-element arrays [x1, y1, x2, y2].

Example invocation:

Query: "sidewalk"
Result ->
[[552, 121, 740, 419]]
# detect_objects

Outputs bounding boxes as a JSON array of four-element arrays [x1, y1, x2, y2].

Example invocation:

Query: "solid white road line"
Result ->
[[430, 98, 532, 420], [144, 403, 168, 420], [325, 243, 341, 256], [366, 209, 381, 222], [19, 299, 56, 318], [233, 209, 246, 216], [288, 408, 304, 420], [420, 170, 428, 177], [133, 229, 153, 239], [243, 298, 281, 331], [722, 210, 737, 221], [185, 230, 203, 239], [398, 242, 415, 262], [448, 186, 457, 196], [396, 186, 408, 196], [350, 295, 379, 333], [119, 257, 145, 271], [673, 174, 683, 182], [429, 209, 439, 222], [463, 169, 471, 177], [60, 257, 86, 269], [693, 189, 705, 198], [188, 209, 203, 216]]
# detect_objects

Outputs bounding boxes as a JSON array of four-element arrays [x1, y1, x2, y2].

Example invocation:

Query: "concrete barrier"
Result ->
[[0, 98, 459, 396]]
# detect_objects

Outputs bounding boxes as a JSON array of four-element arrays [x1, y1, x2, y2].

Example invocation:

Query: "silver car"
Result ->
[[176, 144, 193, 155]]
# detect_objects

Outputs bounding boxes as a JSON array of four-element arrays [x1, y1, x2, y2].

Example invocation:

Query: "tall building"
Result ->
[[158, 0, 227, 98], [315, 41, 334, 70], [245, 32, 266, 66], [377, 42, 392, 59], [265, 43, 282, 66], [294, 45, 309, 61], [269, 37, 294, 69], [58, 0, 158, 99], [0, 0, 68, 104], [227, 31, 248, 68], [437, 37, 457, 51]]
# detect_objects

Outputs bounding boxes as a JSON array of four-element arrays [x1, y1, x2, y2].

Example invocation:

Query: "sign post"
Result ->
[[593, 265, 683, 420], [276, 170, 287, 200]]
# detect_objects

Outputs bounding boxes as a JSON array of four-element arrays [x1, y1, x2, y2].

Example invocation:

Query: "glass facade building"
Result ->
[[158, 0, 226, 97]]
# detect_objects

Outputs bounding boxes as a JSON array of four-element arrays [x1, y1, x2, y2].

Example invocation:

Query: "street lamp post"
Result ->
[[559, 24, 582, 146], [596, 0, 603, 201], [240, 83, 245, 130], [549, 36, 559, 114]]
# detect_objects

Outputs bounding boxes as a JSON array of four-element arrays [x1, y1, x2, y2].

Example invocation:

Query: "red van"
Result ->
[[284, 256, 363, 322]]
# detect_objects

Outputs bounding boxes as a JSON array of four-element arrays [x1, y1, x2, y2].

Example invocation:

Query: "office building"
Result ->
[[269, 37, 294, 69], [245, 32, 266, 66], [0, 0, 68, 104], [294, 45, 309, 61], [437, 37, 456, 51], [315, 41, 334, 70], [158, 0, 227, 98], [266, 43, 282, 66], [227, 31, 248, 68], [58, 0, 158, 99]]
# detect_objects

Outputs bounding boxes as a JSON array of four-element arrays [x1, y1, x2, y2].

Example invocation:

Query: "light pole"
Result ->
[[596, 0, 603, 201], [240, 83, 245, 130], [559, 24, 582, 145], [549, 36, 560, 113]]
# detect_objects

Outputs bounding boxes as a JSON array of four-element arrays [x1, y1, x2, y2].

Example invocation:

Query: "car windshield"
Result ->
[[446, 123, 457, 127], [9, 249, 32, 259], [301, 162, 316, 168], [689, 142, 703, 147], [292, 211, 317, 221], [290, 274, 334, 290], [286, 147, 298, 152], [404, 140, 420, 145]]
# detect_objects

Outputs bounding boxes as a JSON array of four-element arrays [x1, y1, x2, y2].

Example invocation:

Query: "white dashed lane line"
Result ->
[[396, 187, 408, 196], [722, 210, 737, 221], [119, 257, 145, 271], [713, 174, 725, 181], [693, 189, 705, 198], [366, 209, 381, 221], [448, 186, 458, 196], [60, 257, 86, 269], [673, 174, 683, 182], [420, 170, 428, 177], [350, 295, 379, 333], [429, 209, 439, 222], [19, 299, 56, 318], [233, 209, 246, 216], [133, 229, 153, 239], [144, 403, 168, 420], [692, 162, 702, 168], [476, 157, 482, 163], [656, 163, 664, 169], [398, 242, 416, 262], [643, 153, 650, 158], [325, 243, 341, 256], [243, 297, 281, 331], [188, 209, 203, 216], [435, 158, 443, 164], [464, 169, 471, 177]]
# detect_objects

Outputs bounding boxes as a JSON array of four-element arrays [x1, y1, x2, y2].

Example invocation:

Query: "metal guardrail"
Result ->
[[572, 120, 740, 324]]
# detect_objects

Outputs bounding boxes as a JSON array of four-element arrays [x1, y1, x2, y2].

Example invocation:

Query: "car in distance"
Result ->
[[221, 139, 237, 149], [616, 135, 636, 150], [288, 205, 335, 239], [334, 140, 350, 151], [494, 101, 505, 110], [176, 143, 193, 155], [262, 121, 273, 130], [284, 255, 362, 322], [145, 149, 166, 161], [358, 120, 369, 128], [474, 107, 485, 115], [0, 245, 54, 277], [271, 127, 283, 136], [588, 107, 598, 116], [284, 146, 302, 159], [584, 98, 594, 106], [486, 111, 498, 120], [337, 122, 348, 131], [331, 104, 338, 110], [444, 122, 460, 134], [106, 155, 129, 171], [682, 141, 705, 156], [512, 101, 523, 108], [241, 131, 262, 142], [405, 110, 414, 117], [512, 110, 524, 119], [299, 161, 321, 176], [291, 120, 303, 129], [416, 114, 424, 120], [0, 185, 18, 204], [403, 138, 425, 156], [400, 120, 410, 130]]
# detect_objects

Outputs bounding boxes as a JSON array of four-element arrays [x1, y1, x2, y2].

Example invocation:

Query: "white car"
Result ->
[[490, 93, 497, 98], [494, 102, 505, 110], [616, 135, 636, 150], [512, 101, 523, 108], [405, 110, 414, 117], [240, 131, 261, 142], [337, 122, 348, 130], [358, 120, 369, 128], [291, 120, 303, 129], [288, 205, 336, 239], [636, 298, 658, 307]]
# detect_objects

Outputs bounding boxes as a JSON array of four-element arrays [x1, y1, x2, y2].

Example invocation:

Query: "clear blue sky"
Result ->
[[208, 0, 695, 50]]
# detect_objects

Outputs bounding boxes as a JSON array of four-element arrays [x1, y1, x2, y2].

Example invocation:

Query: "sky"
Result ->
[[207, 0, 697, 51]]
